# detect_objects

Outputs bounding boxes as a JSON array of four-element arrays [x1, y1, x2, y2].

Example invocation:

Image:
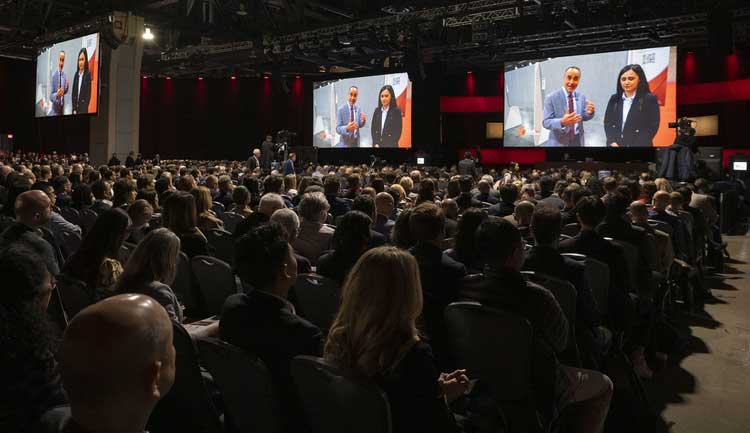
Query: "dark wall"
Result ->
[[0, 59, 34, 149]]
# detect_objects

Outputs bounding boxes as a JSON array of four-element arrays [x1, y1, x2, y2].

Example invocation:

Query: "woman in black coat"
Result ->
[[72, 47, 92, 114], [603, 64, 660, 147], [371, 85, 403, 148]]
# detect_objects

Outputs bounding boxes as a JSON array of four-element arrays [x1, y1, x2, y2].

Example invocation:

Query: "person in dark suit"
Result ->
[[260, 135, 275, 171], [335, 86, 367, 147], [373, 192, 396, 240], [408, 202, 466, 371], [603, 64, 660, 147], [50, 51, 69, 116], [371, 85, 402, 148], [317, 211, 372, 285], [457, 153, 478, 179], [221, 224, 323, 433], [323, 175, 351, 218], [282, 152, 296, 176], [487, 183, 518, 217], [71, 48, 92, 115], [542, 66, 596, 147], [246, 148, 261, 171], [471, 219, 613, 429]]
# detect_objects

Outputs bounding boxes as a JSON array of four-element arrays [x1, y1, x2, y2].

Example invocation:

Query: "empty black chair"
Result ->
[[444, 302, 539, 432], [197, 338, 282, 433], [220, 211, 244, 234], [291, 355, 392, 433], [192, 255, 238, 316], [561, 223, 581, 237], [205, 228, 235, 266], [291, 273, 341, 335], [211, 201, 225, 217], [148, 323, 224, 433], [58, 229, 82, 260], [647, 219, 673, 236], [58, 206, 81, 226], [610, 240, 639, 294], [561, 253, 610, 317], [118, 241, 138, 265]]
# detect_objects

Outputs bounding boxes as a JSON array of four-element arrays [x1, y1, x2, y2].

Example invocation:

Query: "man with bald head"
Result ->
[[43, 294, 176, 433], [233, 193, 286, 238], [0, 190, 61, 275], [373, 192, 395, 239]]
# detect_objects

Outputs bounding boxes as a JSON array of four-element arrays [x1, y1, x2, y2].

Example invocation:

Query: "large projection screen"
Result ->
[[313, 72, 412, 149], [503, 46, 677, 148], [35, 33, 100, 117]]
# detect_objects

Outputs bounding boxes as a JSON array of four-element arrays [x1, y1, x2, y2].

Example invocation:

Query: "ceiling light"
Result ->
[[142, 27, 155, 41]]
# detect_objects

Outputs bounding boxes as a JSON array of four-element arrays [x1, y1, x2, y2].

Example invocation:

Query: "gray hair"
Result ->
[[270, 208, 300, 242], [259, 193, 285, 216], [298, 191, 330, 222]]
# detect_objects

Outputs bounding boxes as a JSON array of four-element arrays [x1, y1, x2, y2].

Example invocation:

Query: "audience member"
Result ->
[[126, 199, 154, 244], [444, 207, 488, 273], [163, 191, 210, 258], [318, 210, 372, 284], [293, 191, 334, 265], [270, 208, 312, 274], [191, 186, 224, 234]]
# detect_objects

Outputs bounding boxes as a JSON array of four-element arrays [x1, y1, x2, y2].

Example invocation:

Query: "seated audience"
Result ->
[[114, 228, 183, 323], [234, 192, 286, 237], [221, 224, 322, 433], [191, 186, 224, 234], [318, 211, 372, 284], [293, 191, 335, 265], [62, 208, 131, 294], [325, 246, 468, 433], [474, 219, 613, 431], [487, 183, 518, 217], [373, 192, 396, 240], [231, 185, 254, 218], [0, 245, 66, 433], [48, 294, 175, 433], [126, 199, 154, 244], [324, 175, 351, 218], [163, 191, 210, 258], [439, 198, 460, 239], [444, 207, 488, 273], [270, 208, 312, 274]]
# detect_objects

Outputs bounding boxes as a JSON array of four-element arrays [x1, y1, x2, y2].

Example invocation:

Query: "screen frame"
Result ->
[[35, 32, 102, 118], [500, 45, 677, 149]]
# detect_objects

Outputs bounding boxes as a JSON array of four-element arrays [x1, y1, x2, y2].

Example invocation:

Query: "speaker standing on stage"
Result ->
[[336, 86, 366, 148], [603, 64, 660, 148], [542, 66, 595, 147], [371, 85, 402, 148], [72, 48, 92, 114]]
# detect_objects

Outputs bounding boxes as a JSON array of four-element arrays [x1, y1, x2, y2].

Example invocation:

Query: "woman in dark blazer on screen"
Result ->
[[603, 64, 660, 147], [71, 47, 92, 114], [371, 85, 403, 148]]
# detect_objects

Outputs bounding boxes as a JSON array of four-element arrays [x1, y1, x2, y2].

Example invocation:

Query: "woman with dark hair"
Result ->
[[371, 84, 403, 148], [317, 210, 373, 284], [62, 208, 131, 293], [72, 47, 92, 114], [444, 208, 488, 273], [163, 190, 210, 258], [0, 245, 66, 432], [603, 64, 660, 147]]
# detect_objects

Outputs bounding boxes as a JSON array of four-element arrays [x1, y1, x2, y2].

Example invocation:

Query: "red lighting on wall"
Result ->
[[683, 51, 697, 84], [724, 52, 740, 81], [466, 71, 476, 96], [263, 75, 270, 79], [296, 75, 301, 79], [165, 76, 172, 80]]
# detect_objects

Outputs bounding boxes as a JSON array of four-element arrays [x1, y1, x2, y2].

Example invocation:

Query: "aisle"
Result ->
[[657, 235, 750, 432]]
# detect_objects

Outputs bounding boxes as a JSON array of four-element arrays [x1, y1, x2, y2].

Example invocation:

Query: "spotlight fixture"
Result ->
[[142, 27, 155, 41], [236, 3, 248, 16]]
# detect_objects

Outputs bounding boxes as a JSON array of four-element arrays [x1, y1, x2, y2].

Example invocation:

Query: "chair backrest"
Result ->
[[521, 271, 580, 366], [118, 241, 137, 265], [610, 239, 639, 293], [58, 230, 82, 260], [561, 222, 581, 237], [647, 219, 673, 236], [56, 273, 92, 320], [172, 251, 201, 317], [444, 302, 534, 402], [561, 253, 610, 317], [78, 208, 98, 234], [211, 201, 225, 217], [719, 190, 738, 234], [291, 356, 392, 433], [148, 323, 223, 433], [220, 211, 244, 234], [191, 255, 238, 316], [197, 338, 282, 433], [204, 228, 235, 266], [291, 273, 341, 334], [58, 207, 81, 226]]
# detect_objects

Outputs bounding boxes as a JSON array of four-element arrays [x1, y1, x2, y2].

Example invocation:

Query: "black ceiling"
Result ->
[[0, 0, 748, 76]]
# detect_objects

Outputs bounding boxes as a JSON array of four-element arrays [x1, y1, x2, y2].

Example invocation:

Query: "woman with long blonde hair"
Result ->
[[324, 246, 467, 433]]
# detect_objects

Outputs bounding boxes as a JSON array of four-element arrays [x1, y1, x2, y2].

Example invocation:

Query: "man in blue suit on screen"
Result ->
[[542, 66, 595, 147], [50, 51, 69, 116], [335, 86, 366, 147]]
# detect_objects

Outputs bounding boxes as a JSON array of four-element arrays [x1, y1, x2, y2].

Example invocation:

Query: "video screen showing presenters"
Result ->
[[504, 46, 677, 147], [313, 72, 412, 148], [35, 32, 100, 117]]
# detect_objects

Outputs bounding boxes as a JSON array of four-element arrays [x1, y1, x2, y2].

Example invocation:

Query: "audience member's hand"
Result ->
[[438, 369, 469, 402]]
